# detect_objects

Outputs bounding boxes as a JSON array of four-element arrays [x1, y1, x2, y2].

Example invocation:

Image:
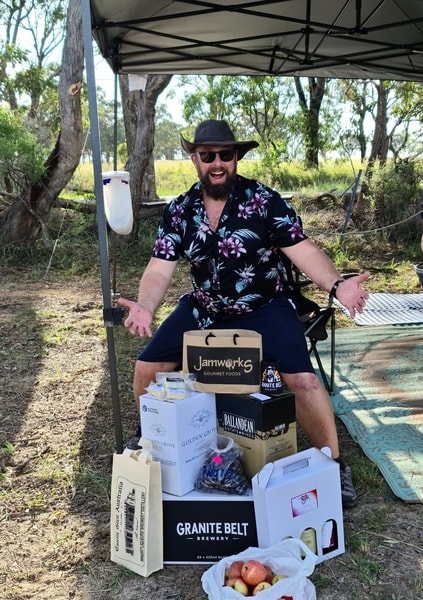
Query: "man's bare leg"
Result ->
[[283, 371, 357, 508], [282, 371, 339, 459], [133, 359, 179, 413]]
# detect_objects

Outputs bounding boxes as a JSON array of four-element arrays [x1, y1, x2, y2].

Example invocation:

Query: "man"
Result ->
[[118, 119, 370, 508]]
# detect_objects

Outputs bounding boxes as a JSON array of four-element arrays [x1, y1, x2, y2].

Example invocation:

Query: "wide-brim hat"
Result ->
[[180, 119, 259, 160]]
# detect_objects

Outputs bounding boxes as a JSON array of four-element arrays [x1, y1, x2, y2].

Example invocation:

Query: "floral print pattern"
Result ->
[[152, 175, 306, 328]]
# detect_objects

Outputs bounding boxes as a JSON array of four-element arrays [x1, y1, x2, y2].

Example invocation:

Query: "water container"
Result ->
[[102, 170, 133, 235], [415, 262, 423, 287]]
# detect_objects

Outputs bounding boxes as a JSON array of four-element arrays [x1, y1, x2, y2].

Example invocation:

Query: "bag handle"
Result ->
[[278, 537, 317, 575], [254, 447, 333, 490], [125, 438, 154, 464], [205, 332, 240, 346], [205, 332, 215, 345]]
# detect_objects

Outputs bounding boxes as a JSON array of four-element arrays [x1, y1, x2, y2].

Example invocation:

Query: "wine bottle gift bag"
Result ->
[[110, 439, 163, 577]]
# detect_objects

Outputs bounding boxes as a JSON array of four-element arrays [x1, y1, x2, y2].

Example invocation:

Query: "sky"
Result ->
[[94, 55, 185, 123]]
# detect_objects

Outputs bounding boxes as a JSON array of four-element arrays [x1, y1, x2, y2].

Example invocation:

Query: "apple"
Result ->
[[272, 574, 288, 585], [252, 581, 272, 595], [226, 560, 245, 580], [241, 560, 268, 586], [224, 577, 249, 596], [264, 565, 275, 583]]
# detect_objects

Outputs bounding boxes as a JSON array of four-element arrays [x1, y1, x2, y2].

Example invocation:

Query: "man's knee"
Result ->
[[134, 360, 179, 387], [283, 371, 321, 392]]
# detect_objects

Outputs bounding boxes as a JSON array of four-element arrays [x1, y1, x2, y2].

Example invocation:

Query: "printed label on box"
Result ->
[[291, 489, 318, 517], [221, 412, 256, 439], [163, 492, 258, 563]]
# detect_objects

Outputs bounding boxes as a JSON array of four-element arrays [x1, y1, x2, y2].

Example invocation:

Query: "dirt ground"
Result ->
[[0, 269, 422, 600]]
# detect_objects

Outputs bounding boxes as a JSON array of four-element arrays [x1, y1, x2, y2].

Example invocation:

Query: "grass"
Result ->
[[1, 160, 422, 600], [68, 158, 365, 197], [73, 459, 111, 499]]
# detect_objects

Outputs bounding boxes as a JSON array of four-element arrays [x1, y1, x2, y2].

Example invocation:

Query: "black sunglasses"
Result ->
[[194, 149, 236, 163]]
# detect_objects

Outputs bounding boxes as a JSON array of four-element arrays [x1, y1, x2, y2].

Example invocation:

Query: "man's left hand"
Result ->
[[335, 273, 370, 318]]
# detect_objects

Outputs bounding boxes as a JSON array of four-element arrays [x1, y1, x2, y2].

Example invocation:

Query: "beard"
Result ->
[[199, 170, 237, 199]]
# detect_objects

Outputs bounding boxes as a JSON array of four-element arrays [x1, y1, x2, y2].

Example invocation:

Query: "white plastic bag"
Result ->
[[201, 538, 317, 600]]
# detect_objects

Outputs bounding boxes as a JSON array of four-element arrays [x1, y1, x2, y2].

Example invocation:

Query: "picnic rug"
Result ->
[[317, 324, 423, 503], [335, 292, 423, 326]]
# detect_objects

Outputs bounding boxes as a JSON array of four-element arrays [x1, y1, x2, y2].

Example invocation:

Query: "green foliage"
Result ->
[[248, 158, 360, 192], [0, 438, 15, 481], [154, 160, 197, 195], [0, 108, 46, 190], [367, 159, 422, 242]]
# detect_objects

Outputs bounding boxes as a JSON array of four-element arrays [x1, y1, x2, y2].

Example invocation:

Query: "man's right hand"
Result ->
[[117, 297, 153, 338]]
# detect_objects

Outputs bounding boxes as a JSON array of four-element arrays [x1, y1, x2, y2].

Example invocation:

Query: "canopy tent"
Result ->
[[80, 0, 423, 452], [89, 0, 423, 81]]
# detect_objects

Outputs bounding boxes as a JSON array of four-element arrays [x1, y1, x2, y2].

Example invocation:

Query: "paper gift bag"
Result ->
[[183, 329, 262, 393], [110, 439, 163, 577]]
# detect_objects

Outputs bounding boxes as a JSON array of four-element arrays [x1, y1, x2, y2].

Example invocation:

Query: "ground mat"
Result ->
[[335, 292, 423, 326], [319, 324, 423, 503]]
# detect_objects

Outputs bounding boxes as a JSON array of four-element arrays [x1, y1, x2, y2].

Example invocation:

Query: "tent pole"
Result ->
[[81, 0, 124, 453]]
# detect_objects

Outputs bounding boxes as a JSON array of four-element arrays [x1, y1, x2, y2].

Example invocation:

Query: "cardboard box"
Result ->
[[252, 447, 345, 564], [140, 391, 217, 496], [182, 329, 262, 393], [162, 489, 258, 564], [216, 391, 297, 479]]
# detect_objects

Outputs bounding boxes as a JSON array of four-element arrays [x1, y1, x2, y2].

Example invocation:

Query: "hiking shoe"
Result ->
[[124, 424, 142, 450], [340, 463, 358, 509]]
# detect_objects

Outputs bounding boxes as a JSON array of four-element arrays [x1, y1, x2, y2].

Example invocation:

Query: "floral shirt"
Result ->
[[152, 175, 306, 328]]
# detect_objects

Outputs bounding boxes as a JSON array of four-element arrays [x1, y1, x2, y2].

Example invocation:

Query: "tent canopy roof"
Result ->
[[90, 0, 423, 81]]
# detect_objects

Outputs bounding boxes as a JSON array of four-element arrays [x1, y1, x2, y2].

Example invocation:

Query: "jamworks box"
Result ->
[[216, 391, 297, 480], [252, 447, 345, 564], [162, 489, 258, 564], [182, 329, 262, 393], [140, 391, 217, 496]]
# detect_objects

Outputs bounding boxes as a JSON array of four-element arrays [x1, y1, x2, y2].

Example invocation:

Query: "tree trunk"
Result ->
[[294, 76, 326, 169], [368, 81, 389, 171], [1, 0, 84, 244], [120, 74, 172, 236]]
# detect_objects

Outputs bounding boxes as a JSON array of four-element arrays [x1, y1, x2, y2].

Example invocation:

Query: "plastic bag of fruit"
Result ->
[[201, 538, 317, 600]]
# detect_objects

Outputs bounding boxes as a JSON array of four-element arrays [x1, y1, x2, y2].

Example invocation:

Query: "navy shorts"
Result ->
[[138, 295, 314, 374]]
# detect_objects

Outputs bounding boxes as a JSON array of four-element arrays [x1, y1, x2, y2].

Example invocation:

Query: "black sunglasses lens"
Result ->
[[219, 149, 235, 162], [198, 152, 214, 163], [198, 150, 235, 163]]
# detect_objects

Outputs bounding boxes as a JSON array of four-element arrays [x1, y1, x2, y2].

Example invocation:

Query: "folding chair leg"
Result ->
[[309, 340, 332, 393], [329, 310, 335, 393], [308, 310, 336, 394]]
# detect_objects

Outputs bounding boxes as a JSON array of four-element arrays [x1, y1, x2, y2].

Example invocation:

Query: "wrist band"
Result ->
[[329, 279, 344, 299]]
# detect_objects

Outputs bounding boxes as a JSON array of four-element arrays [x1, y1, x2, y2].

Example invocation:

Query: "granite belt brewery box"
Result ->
[[216, 391, 297, 480], [140, 391, 217, 496], [252, 447, 345, 564], [182, 329, 262, 393], [162, 489, 258, 564]]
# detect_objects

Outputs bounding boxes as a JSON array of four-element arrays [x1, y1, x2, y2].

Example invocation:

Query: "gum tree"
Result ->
[[1, 0, 83, 244]]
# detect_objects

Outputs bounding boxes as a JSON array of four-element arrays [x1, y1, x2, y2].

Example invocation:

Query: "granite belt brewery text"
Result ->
[[176, 520, 250, 541]]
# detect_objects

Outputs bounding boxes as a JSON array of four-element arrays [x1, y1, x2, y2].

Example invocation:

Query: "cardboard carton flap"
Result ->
[[254, 462, 274, 489]]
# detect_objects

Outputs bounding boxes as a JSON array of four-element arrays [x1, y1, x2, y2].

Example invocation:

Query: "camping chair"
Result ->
[[282, 258, 336, 393]]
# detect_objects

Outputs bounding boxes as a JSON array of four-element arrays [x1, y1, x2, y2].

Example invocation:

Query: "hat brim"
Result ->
[[180, 135, 259, 160]]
